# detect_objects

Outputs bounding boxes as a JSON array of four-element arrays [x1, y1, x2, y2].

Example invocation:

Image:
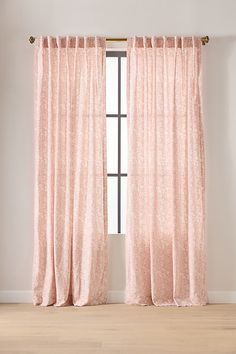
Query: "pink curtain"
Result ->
[[33, 36, 107, 306], [126, 37, 207, 306]]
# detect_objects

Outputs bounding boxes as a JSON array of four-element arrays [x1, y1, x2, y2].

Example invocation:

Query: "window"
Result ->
[[106, 51, 127, 234]]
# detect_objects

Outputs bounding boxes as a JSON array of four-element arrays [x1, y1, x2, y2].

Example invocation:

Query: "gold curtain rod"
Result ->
[[29, 36, 209, 45]]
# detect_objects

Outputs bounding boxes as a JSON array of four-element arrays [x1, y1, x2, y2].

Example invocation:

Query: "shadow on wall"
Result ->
[[203, 36, 236, 291]]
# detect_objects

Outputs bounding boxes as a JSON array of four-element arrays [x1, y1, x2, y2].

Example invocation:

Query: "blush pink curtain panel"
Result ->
[[126, 37, 207, 306], [33, 36, 107, 306]]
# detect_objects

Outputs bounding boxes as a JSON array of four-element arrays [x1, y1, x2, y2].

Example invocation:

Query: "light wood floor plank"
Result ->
[[0, 304, 236, 353]]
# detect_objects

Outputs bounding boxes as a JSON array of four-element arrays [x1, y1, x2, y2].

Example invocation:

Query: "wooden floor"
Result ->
[[0, 304, 236, 354]]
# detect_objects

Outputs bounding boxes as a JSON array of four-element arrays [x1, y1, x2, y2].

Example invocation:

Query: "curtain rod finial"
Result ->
[[29, 36, 35, 44], [201, 36, 209, 45]]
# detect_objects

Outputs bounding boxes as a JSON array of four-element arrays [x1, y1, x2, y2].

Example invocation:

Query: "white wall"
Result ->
[[0, 0, 236, 302]]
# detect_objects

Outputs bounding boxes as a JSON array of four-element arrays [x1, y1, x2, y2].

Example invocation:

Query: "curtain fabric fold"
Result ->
[[33, 36, 107, 306], [126, 36, 207, 306]]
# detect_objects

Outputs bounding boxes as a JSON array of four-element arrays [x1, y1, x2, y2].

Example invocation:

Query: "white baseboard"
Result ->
[[0, 291, 32, 303], [208, 291, 236, 303], [107, 290, 125, 303], [0, 290, 236, 304]]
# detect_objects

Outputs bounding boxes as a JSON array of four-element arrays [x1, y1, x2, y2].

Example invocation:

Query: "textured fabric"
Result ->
[[126, 36, 207, 306], [33, 36, 107, 306]]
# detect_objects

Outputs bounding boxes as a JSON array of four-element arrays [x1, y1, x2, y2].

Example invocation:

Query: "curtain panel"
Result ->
[[126, 37, 207, 306], [33, 36, 107, 306]]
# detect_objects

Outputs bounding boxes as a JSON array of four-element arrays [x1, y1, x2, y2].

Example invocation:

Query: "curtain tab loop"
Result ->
[[143, 36, 146, 48], [151, 36, 153, 48], [66, 36, 70, 48], [174, 36, 177, 50], [56, 36, 60, 48], [163, 36, 166, 49], [75, 36, 78, 49], [39, 36, 43, 48], [47, 36, 51, 48], [192, 36, 195, 55]]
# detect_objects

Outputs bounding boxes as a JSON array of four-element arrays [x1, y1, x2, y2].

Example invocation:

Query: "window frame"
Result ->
[[106, 51, 127, 234]]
